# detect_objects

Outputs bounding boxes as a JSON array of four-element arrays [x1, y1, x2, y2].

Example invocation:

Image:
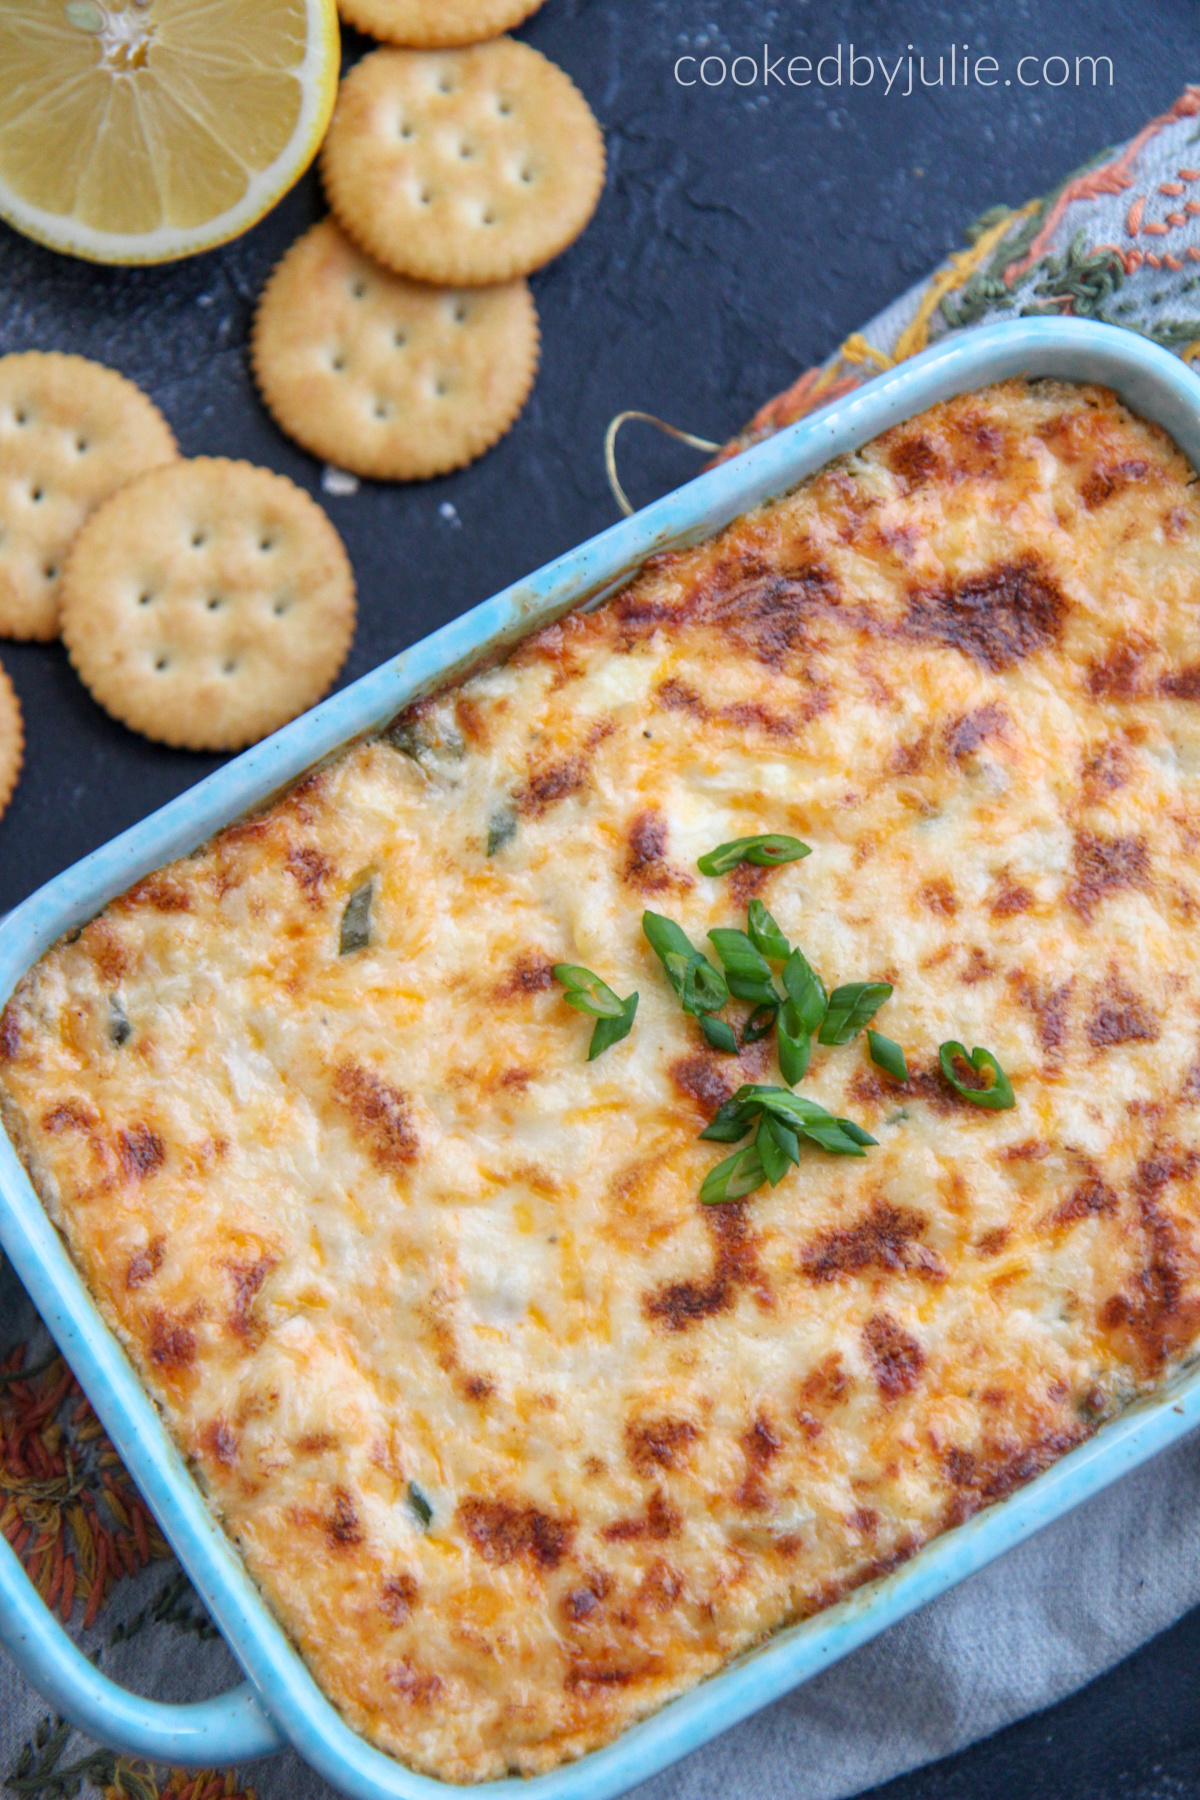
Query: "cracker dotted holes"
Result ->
[[59, 459, 356, 753], [252, 218, 539, 479], [336, 0, 547, 48], [320, 39, 605, 286], [0, 353, 177, 642]]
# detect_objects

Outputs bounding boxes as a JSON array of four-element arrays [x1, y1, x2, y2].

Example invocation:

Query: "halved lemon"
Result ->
[[0, 0, 339, 264]]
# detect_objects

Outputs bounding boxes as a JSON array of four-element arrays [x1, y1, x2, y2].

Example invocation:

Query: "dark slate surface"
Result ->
[[3, 0, 1200, 1794]]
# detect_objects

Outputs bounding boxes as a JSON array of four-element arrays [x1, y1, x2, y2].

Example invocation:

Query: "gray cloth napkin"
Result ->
[[8, 83, 1200, 1800]]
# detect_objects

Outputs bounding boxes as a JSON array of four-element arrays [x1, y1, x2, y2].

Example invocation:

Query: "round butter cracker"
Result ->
[[321, 39, 605, 285], [0, 658, 24, 824], [338, 0, 546, 47], [0, 353, 177, 642], [252, 218, 539, 479], [60, 459, 356, 753]]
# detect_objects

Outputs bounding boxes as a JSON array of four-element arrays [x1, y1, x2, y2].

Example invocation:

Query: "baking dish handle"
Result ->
[[0, 1532, 286, 1765]]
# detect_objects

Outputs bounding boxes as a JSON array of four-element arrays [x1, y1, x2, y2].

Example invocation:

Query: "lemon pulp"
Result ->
[[0, 0, 339, 263]]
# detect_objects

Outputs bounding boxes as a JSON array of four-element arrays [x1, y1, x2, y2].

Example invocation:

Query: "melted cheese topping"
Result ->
[[5, 379, 1200, 1781]]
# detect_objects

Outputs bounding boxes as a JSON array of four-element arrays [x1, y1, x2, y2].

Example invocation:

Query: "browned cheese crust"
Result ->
[[3, 380, 1200, 1779]]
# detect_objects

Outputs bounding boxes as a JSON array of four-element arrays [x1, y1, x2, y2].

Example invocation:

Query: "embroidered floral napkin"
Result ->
[[7, 80, 1200, 1800], [726, 83, 1200, 457]]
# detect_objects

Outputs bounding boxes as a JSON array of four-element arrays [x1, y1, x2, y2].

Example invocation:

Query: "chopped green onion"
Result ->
[[552, 965, 638, 1060], [382, 719, 427, 762], [486, 809, 517, 855], [552, 964, 626, 1019], [719, 1084, 875, 1156], [662, 948, 728, 1015], [777, 1000, 811, 1085], [696, 1081, 877, 1202], [108, 997, 132, 1047], [742, 1003, 778, 1044], [796, 1114, 872, 1156], [339, 879, 375, 955], [700, 1013, 739, 1054], [781, 948, 828, 1038], [407, 1481, 433, 1528], [817, 981, 893, 1046], [699, 1097, 756, 1142], [643, 912, 727, 1015], [663, 949, 690, 991], [588, 994, 639, 1060], [867, 1029, 908, 1082], [732, 1082, 823, 1122], [776, 948, 826, 1084], [697, 834, 812, 877], [383, 716, 463, 763], [707, 928, 780, 1007], [642, 910, 695, 970], [681, 953, 729, 1015], [700, 1142, 767, 1204], [939, 1041, 1016, 1110], [834, 1117, 879, 1148], [757, 1112, 800, 1182], [746, 899, 791, 963]]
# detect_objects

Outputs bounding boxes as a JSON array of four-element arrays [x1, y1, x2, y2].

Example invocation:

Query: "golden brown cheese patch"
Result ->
[[5, 378, 1200, 1781]]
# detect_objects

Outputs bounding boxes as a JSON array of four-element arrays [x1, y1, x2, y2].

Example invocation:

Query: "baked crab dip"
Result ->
[[4, 376, 1200, 1782]]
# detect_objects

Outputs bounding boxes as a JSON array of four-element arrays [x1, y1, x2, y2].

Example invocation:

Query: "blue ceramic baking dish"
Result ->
[[4, 316, 1200, 1797]]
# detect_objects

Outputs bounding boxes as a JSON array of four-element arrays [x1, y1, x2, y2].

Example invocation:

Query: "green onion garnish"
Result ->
[[833, 1117, 879, 1148], [699, 1095, 761, 1142], [781, 948, 828, 1037], [339, 879, 375, 955], [679, 953, 729, 1016], [777, 1003, 811, 1085], [746, 898, 791, 963], [742, 1003, 779, 1045], [775, 948, 827, 1085], [643, 912, 728, 1016], [552, 964, 639, 1060], [698, 1085, 878, 1205], [108, 997, 132, 1047], [757, 1111, 800, 1183], [707, 927, 781, 1008], [698, 1083, 876, 1205], [867, 1029, 908, 1082], [817, 981, 893, 1046], [700, 1013, 739, 1054], [486, 809, 517, 856], [697, 833, 811, 877], [589, 995, 639, 1059], [382, 719, 425, 762], [699, 1142, 767, 1204], [938, 1042, 1016, 1109]]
